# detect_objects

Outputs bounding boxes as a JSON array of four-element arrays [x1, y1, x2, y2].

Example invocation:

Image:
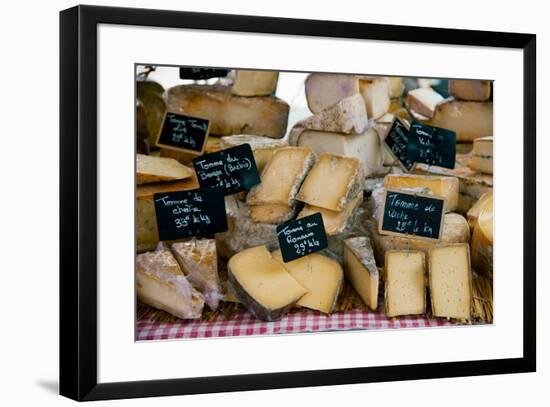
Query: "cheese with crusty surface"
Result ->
[[165, 84, 289, 138], [468, 137, 493, 174], [219, 134, 288, 173], [249, 204, 296, 225], [227, 246, 307, 321], [136, 245, 204, 319], [247, 147, 315, 206], [385, 251, 426, 317], [343, 237, 379, 310], [406, 87, 444, 119], [297, 153, 364, 211], [231, 70, 279, 96], [297, 193, 363, 235], [300, 94, 368, 134], [358, 77, 390, 120], [449, 79, 491, 101], [429, 244, 472, 319], [431, 100, 493, 142], [136, 154, 194, 185], [305, 73, 360, 113], [272, 250, 343, 314], [470, 195, 493, 277]]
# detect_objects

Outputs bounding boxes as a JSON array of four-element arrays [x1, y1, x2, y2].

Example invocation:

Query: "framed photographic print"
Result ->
[[59, 4, 536, 401]]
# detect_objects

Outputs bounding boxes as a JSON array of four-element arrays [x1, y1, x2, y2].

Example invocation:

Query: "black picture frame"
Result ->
[[59, 4, 536, 401]]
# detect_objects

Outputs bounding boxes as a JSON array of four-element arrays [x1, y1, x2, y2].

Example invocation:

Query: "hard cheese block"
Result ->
[[468, 137, 493, 174], [227, 245, 307, 321], [448, 79, 491, 101], [136, 245, 204, 319], [406, 87, 444, 119], [386, 77, 405, 98], [470, 195, 493, 277], [219, 134, 288, 173], [289, 127, 385, 177], [171, 239, 222, 311], [467, 191, 493, 230], [431, 100, 493, 142], [272, 250, 343, 314], [385, 250, 426, 317], [358, 77, 391, 120], [249, 204, 296, 225], [297, 153, 364, 212], [300, 94, 368, 134], [305, 73, 360, 114], [136, 154, 194, 185], [231, 70, 279, 96], [165, 84, 289, 138], [343, 237, 380, 311], [384, 174, 460, 212], [247, 147, 315, 206], [429, 243, 472, 319], [136, 176, 200, 253]]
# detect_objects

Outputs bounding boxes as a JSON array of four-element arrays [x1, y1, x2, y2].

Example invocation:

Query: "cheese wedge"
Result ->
[[429, 243, 472, 320], [358, 77, 390, 120], [171, 239, 222, 311], [249, 204, 296, 225], [470, 195, 493, 277], [385, 250, 426, 317], [165, 84, 289, 138], [300, 94, 368, 134], [136, 154, 194, 185], [231, 70, 279, 96], [136, 245, 204, 319], [384, 174, 459, 212], [449, 79, 491, 101], [219, 134, 288, 173], [227, 246, 307, 321], [467, 191, 493, 230], [468, 137, 493, 174], [431, 100, 493, 142], [305, 73, 360, 113], [386, 77, 405, 98], [272, 250, 343, 314], [343, 237, 379, 310], [246, 147, 315, 206], [406, 87, 444, 119], [297, 153, 364, 212]]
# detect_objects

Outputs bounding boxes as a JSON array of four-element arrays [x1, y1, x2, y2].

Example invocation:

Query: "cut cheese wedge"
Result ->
[[470, 195, 493, 277], [272, 250, 343, 314], [231, 70, 279, 96], [343, 237, 379, 310], [429, 243, 472, 320], [305, 73, 360, 114], [220, 134, 288, 173], [300, 94, 368, 134], [449, 79, 491, 101], [358, 77, 390, 120], [385, 250, 426, 317], [406, 87, 444, 119], [249, 204, 296, 225], [136, 154, 193, 185], [227, 246, 307, 321], [431, 100, 493, 142]]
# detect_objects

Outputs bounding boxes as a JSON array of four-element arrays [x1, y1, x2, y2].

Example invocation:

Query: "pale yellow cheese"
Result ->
[[305, 73, 360, 113], [468, 137, 493, 174], [358, 77, 390, 120], [385, 251, 426, 317], [136, 154, 194, 185], [386, 77, 405, 98], [249, 204, 296, 225], [467, 191, 493, 230], [470, 196, 493, 277], [297, 193, 363, 235], [219, 134, 288, 173], [448, 79, 491, 101], [406, 87, 444, 119], [227, 246, 307, 321], [343, 237, 379, 310], [272, 250, 343, 314], [300, 94, 368, 134], [431, 100, 493, 142], [246, 147, 315, 206], [297, 153, 364, 211], [231, 70, 279, 96]]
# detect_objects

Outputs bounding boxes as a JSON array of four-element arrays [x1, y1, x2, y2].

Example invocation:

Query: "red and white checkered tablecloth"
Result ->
[[136, 309, 451, 341]]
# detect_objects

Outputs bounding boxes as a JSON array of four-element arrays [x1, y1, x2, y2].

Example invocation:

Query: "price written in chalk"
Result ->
[[192, 144, 261, 195], [406, 121, 456, 169], [276, 213, 328, 262], [379, 189, 445, 241], [153, 187, 227, 241], [155, 112, 210, 154]]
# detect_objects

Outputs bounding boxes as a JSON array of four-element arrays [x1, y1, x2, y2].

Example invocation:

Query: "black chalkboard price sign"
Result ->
[[153, 187, 228, 241], [155, 111, 210, 154], [276, 213, 328, 262], [192, 144, 261, 195], [379, 189, 445, 241], [179, 67, 230, 80], [406, 121, 456, 169], [383, 118, 414, 171]]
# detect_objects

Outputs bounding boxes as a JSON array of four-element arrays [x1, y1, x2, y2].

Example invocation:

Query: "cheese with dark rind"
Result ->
[[227, 246, 307, 321], [431, 100, 493, 142], [300, 94, 368, 134], [231, 70, 279, 96], [385, 250, 426, 317], [343, 237, 380, 310], [448, 79, 491, 101]]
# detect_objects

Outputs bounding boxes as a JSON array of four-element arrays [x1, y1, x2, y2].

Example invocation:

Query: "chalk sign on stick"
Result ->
[[179, 67, 230, 80], [379, 189, 445, 241], [276, 213, 328, 262], [192, 144, 261, 195], [383, 118, 414, 171], [406, 121, 456, 169], [153, 187, 227, 241], [155, 111, 210, 155]]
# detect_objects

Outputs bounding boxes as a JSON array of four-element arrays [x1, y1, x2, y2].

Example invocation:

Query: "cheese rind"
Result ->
[[227, 246, 307, 321], [343, 237, 379, 310], [431, 100, 493, 142], [386, 77, 405, 98], [171, 239, 222, 311], [468, 137, 493, 174], [136, 245, 204, 319], [249, 204, 296, 225], [136, 154, 194, 184], [385, 250, 426, 317], [219, 134, 288, 173], [449, 80, 491, 101], [305, 74, 360, 113], [359, 77, 391, 120], [406, 87, 444, 119], [231, 70, 279, 96], [272, 250, 343, 314], [246, 147, 315, 206], [467, 191, 493, 230], [300, 94, 368, 134], [429, 243, 472, 319], [297, 193, 363, 235], [165, 84, 289, 138], [470, 196, 493, 277]]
